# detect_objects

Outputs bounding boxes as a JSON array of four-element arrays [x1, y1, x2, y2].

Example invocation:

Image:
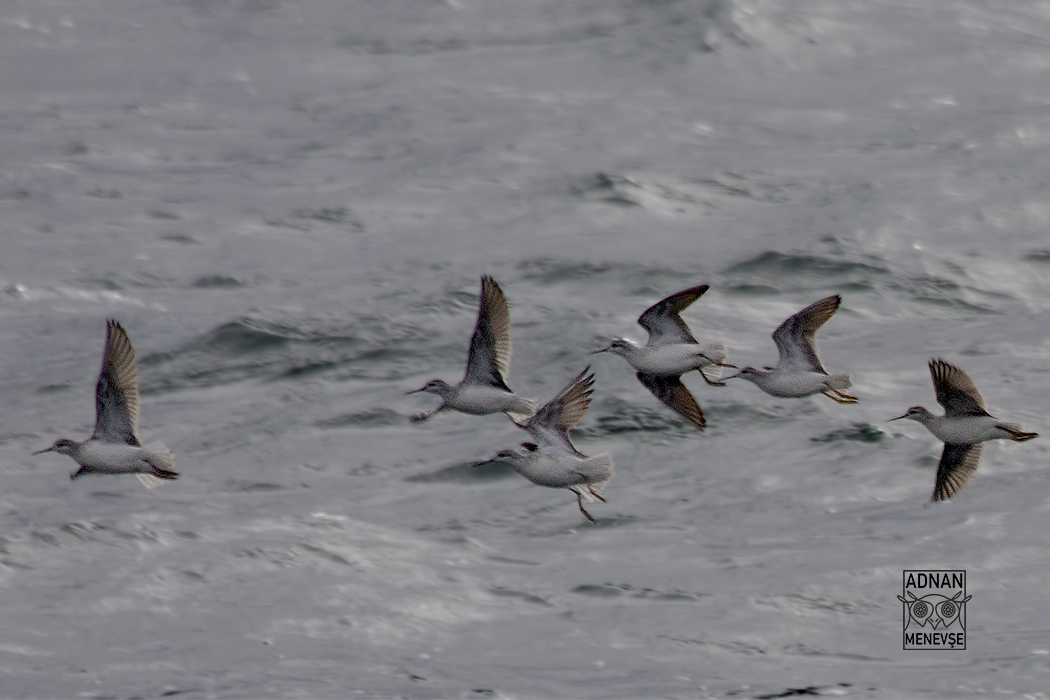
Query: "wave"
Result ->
[[142, 312, 435, 390]]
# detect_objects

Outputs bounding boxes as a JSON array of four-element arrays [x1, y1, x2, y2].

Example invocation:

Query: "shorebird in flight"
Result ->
[[727, 295, 857, 404], [592, 284, 731, 430], [483, 367, 613, 523], [891, 359, 1037, 501], [409, 276, 536, 425], [34, 320, 178, 487]]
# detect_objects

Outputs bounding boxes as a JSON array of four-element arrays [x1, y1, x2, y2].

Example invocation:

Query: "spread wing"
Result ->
[[772, 295, 840, 372], [464, 276, 513, 389], [929, 359, 988, 417], [932, 442, 983, 501], [636, 373, 705, 430], [92, 320, 141, 445], [637, 285, 709, 347], [526, 367, 594, 457]]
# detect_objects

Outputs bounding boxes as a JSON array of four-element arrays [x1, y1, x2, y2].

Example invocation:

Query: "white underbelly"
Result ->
[[929, 416, 1004, 444], [631, 344, 721, 375], [757, 370, 828, 397], [513, 454, 586, 489], [78, 441, 148, 473], [450, 385, 523, 415]]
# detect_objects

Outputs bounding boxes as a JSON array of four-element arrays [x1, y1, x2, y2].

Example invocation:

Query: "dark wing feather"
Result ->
[[92, 320, 140, 445], [772, 295, 840, 373], [464, 276, 512, 390], [636, 372, 705, 430], [637, 285, 709, 347], [929, 359, 988, 417], [932, 442, 983, 501], [527, 367, 594, 457]]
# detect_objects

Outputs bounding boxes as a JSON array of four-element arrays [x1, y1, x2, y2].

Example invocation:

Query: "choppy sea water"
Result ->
[[2, 1, 1050, 697]]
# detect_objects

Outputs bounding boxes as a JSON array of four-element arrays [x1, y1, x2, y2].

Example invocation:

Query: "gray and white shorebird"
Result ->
[[409, 276, 536, 426], [483, 367, 613, 523], [33, 320, 178, 487], [891, 359, 1038, 501], [726, 295, 857, 404], [591, 284, 731, 430]]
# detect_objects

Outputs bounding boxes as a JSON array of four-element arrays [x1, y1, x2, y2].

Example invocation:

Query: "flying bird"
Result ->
[[409, 276, 536, 425], [591, 284, 731, 430], [727, 295, 856, 403], [484, 367, 613, 523], [34, 320, 178, 487], [891, 359, 1037, 501]]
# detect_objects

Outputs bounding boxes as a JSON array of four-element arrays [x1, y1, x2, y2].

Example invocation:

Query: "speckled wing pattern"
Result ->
[[526, 367, 595, 457], [932, 442, 983, 501], [772, 295, 841, 373], [637, 284, 709, 347], [636, 372, 706, 430], [92, 319, 141, 446], [929, 359, 989, 417], [464, 276, 513, 390]]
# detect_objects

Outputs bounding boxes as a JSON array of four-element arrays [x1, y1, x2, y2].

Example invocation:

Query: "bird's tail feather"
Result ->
[[999, 424, 1039, 442], [700, 340, 727, 374], [577, 453, 614, 501], [506, 398, 538, 428], [136, 473, 168, 489], [139, 442, 178, 488], [826, 372, 852, 391]]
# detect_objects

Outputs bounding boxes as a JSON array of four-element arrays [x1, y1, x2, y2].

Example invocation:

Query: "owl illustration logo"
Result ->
[[898, 590, 971, 631], [901, 570, 968, 649]]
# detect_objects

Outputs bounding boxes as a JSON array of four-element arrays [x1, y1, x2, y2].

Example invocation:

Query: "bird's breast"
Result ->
[[928, 416, 1005, 444], [76, 441, 147, 472], [449, 385, 525, 414], [752, 370, 829, 397], [631, 344, 715, 375]]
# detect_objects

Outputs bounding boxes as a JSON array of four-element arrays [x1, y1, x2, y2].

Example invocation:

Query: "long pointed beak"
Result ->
[[405, 387, 424, 395], [888, 414, 907, 422], [32, 446, 54, 455], [721, 371, 742, 380], [588, 347, 609, 355], [470, 458, 494, 468]]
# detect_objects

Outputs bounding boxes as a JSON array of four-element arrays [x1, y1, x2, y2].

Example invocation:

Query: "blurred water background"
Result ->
[[2, 1, 1050, 697]]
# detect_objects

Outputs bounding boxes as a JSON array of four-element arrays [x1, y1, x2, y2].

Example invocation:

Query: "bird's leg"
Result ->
[[1001, 426, 1039, 442], [411, 404, 451, 423], [698, 353, 737, 370], [576, 492, 597, 524], [822, 389, 858, 404], [588, 488, 606, 503]]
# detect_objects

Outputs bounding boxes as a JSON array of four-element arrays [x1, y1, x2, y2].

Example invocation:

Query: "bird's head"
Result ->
[[407, 379, 451, 397], [33, 438, 78, 457], [724, 366, 761, 381], [890, 406, 932, 423], [590, 338, 635, 357]]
